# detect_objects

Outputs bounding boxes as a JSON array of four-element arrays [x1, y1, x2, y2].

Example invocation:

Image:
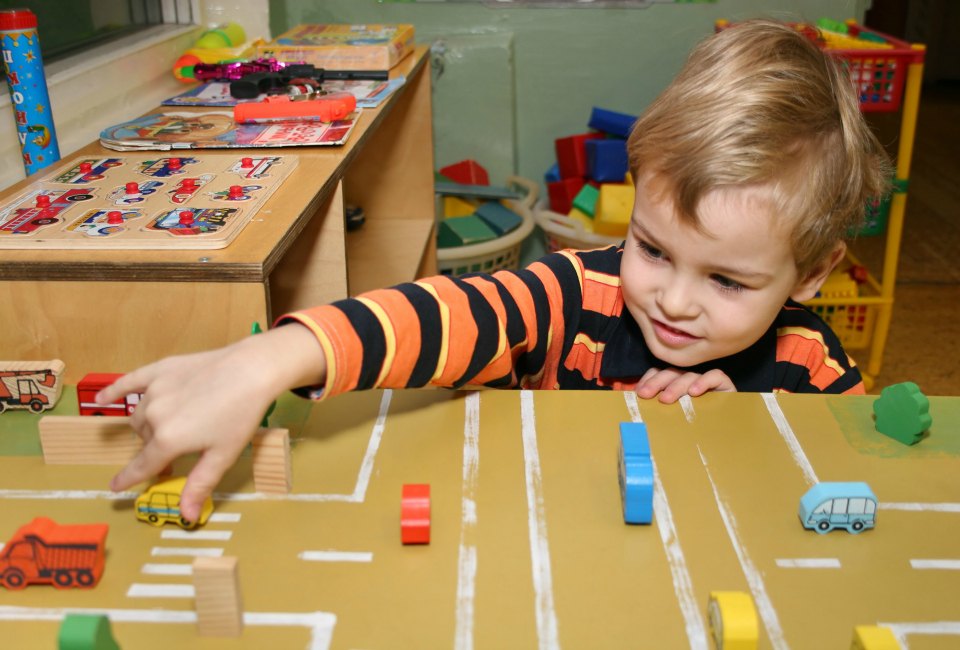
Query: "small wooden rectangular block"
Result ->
[[251, 427, 292, 494], [38, 415, 143, 464], [193, 555, 244, 637]]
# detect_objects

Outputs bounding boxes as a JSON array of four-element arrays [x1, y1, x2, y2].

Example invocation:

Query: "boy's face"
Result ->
[[621, 177, 826, 368]]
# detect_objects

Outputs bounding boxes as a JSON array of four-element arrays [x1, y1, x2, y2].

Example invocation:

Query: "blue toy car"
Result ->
[[799, 482, 877, 534]]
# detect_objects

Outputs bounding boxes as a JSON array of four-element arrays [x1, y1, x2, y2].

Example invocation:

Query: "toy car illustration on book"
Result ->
[[99, 111, 358, 151]]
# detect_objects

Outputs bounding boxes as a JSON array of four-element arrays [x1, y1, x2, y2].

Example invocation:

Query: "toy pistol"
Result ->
[[192, 58, 388, 99]]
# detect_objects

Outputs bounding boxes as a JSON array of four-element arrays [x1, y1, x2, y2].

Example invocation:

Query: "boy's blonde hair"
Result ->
[[627, 19, 892, 275]]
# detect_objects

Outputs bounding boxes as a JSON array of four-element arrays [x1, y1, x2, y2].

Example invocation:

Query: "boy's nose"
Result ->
[[657, 280, 699, 319]]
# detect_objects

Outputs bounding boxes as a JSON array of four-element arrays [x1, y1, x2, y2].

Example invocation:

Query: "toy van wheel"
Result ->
[[817, 520, 831, 532], [851, 520, 864, 532], [54, 570, 74, 587], [179, 517, 195, 529], [28, 400, 45, 413], [2, 569, 26, 590], [147, 514, 161, 525]]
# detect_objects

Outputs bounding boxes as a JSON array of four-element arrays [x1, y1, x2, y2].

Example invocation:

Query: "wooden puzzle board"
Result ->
[[0, 153, 297, 250], [0, 389, 958, 649]]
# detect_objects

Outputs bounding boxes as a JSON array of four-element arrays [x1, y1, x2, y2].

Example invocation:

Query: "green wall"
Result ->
[[272, 0, 870, 185]]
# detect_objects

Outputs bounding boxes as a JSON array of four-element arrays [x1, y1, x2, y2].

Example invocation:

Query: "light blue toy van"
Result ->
[[799, 482, 877, 534]]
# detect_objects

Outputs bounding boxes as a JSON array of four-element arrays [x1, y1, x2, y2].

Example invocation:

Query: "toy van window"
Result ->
[[849, 498, 867, 515], [8, 543, 33, 560], [866, 500, 876, 514], [833, 498, 848, 514], [814, 501, 831, 514], [13, 0, 193, 64]]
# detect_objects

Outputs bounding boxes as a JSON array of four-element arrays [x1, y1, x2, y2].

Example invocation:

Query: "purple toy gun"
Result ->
[[193, 58, 388, 99]]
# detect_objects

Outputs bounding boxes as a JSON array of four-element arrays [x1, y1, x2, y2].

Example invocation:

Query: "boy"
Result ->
[[98, 20, 891, 521]]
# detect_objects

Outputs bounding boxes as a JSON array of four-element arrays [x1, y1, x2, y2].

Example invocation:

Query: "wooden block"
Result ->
[[193, 555, 243, 637], [251, 427, 292, 494], [442, 195, 477, 218], [38, 415, 142, 464]]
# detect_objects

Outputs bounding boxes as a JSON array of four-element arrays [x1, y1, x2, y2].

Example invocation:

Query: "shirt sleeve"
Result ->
[[773, 302, 865, 394], [273, 252, 582, 400]]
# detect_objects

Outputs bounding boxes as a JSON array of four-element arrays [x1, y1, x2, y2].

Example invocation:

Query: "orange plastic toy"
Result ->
[[401, 483, 431, 545]]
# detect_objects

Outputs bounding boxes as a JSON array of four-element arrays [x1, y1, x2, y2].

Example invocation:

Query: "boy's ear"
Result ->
[[790, 242, 847, 303]]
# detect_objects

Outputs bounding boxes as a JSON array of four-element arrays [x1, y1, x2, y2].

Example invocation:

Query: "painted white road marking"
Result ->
[[151, 547, 223, 557], [141, 563, 193, 575], [126, 583, 194, 598], [160, 529, 232, 541], [880, 621, 960, 647], [678, 395, 696, 423], [0, 606, 336, 650], [762, 393, 818, 486], [455, 391, 481, 650], [700, 446, 788, 650], [910, 559, 960, 570], [298, 551, 373, 563], [208, 512, 241, 522], [775, 558, 841, 569], [882, 502, 960, 513], [624, 392, 708, 650], [520, 390, 560, 650]]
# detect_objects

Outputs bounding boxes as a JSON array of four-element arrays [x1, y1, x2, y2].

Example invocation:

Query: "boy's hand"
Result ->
[[634, 367, 736, 404], [97, 324, 325, 522]]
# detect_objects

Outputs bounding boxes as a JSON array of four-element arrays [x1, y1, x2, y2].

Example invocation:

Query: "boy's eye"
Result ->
[[711, 274, 745, 293], [637, 240, 665, 261]]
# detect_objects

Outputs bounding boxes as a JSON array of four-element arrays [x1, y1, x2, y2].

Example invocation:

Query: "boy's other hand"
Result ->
[[96, 324, 325, 523], [634, 367, 735, 404]]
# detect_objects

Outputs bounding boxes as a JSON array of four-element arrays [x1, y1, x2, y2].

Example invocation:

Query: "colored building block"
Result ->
[[0, 517, 108, 589], [193, 556, 244, 637], [439, 159, 489, 186], [435, 181, 522, 201], [708, 591, 758, 650], [437, 215, 499, 248], [544, 162, 561, 184], [588, 106, 638, 138], [873, 381, 932, 445], [443, 195, 478, 218], [555, 132, 604, 179], [799, 482, 877, 534], [618, 422, 653, 525], [594, 182, 635, 237], [59, 614, 121, 650], [547, 177, 585, 214], [567, 208, 594, 231], [571, 183, 600, 218], [585, 138, 629, 183], [474, 201, 523, 235], [401, 483, 430, 544], [851, 625, 902, 649]]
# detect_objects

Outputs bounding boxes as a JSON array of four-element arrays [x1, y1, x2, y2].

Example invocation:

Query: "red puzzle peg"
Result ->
[[401, 483, 431, 545], [168, 158, 182, 169], [106, 211, 123, 225], [36, 194, 51, 208], [125, 181, 139, 194], [240, 157, 254, 168], [178, 211, 194, 226], [228, 185, 244, 198], [79, 162, 92, 173], [182, 178, 196, 188]]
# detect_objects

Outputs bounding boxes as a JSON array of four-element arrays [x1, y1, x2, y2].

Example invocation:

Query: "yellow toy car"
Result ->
[[135, 477, 214, 530], [707, 591, 758, 650]]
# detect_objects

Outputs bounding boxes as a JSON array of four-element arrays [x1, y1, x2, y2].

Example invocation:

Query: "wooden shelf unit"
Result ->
[[0, 46, 436, 382]]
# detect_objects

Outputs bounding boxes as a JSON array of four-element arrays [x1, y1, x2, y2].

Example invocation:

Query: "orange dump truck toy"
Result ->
[[0, 517, 108, 590]]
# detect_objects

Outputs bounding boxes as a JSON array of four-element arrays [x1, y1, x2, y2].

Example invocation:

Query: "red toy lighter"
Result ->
[[233, 92, 357, 124]]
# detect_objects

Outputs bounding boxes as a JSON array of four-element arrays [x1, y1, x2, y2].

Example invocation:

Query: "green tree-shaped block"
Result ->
[[873, 381, 932, 445], [59, 614, 120, 650]]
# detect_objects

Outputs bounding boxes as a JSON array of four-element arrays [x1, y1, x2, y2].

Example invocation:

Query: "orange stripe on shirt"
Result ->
[[777, 326, 847, 390]]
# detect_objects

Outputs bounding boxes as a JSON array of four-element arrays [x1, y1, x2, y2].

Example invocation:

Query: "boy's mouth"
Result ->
[[650, 318, 701, 346]]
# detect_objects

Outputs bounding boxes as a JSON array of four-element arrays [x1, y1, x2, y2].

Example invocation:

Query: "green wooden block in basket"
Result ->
[[438, 214, 498, 248], [572, 184, 599, 217], [475, 201, 523, 236]]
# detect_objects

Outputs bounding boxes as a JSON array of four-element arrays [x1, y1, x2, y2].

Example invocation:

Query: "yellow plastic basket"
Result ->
[[533, 201, 623, 252], [437, 176, 538, 276]]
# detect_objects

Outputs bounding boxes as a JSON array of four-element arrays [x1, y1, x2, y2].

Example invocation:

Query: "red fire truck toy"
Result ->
[[76, 373, 140, 416], [0, 360, 65, 414], [0, 517, 108, 590]]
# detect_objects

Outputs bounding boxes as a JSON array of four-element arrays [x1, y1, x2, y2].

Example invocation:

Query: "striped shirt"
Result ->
[[278, 246, 864, 399]]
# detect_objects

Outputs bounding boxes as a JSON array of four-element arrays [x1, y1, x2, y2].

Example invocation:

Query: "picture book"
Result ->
[[99, 111, 359, 151], [256, 24, 415, 70], [162, 76, 405, 109]]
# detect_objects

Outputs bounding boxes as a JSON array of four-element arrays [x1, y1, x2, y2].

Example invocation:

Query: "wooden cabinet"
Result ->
[[0, 47, 435, 382]]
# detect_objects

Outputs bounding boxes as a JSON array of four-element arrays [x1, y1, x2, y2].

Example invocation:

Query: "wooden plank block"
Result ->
[[38, 415, 142, 464], [193, 555, 244, 637], [251, 427, 292, 494]]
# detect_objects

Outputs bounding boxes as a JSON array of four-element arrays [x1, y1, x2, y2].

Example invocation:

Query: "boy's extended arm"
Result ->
[[98, 324, 326, 522]]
